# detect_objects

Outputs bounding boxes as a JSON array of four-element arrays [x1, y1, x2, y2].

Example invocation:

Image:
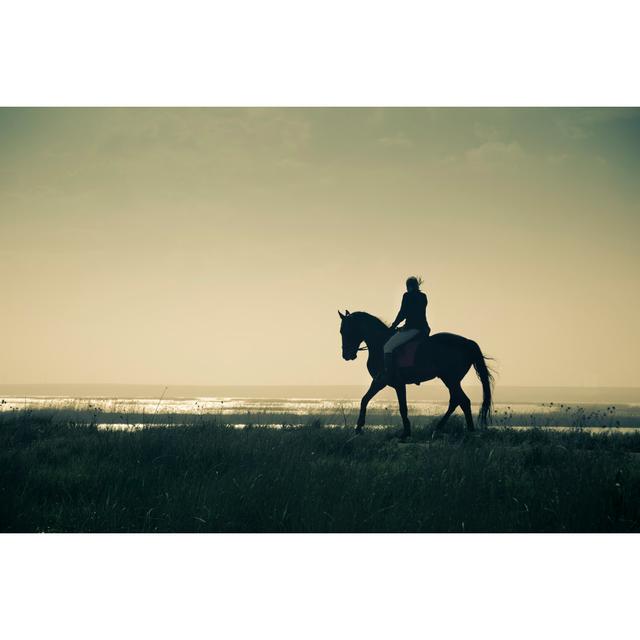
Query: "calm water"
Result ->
[[2, 388, 640, 431]]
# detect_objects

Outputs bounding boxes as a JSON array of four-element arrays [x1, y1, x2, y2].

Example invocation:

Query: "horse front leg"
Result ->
[[356, 378, 386, 434], [395, 383, 411, 440]]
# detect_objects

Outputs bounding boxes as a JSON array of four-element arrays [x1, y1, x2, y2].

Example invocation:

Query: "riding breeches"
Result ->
[[383, 329, 420, 354]]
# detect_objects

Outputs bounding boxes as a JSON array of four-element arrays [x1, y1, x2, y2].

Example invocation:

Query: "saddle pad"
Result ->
[[396, 339, 421, 368]]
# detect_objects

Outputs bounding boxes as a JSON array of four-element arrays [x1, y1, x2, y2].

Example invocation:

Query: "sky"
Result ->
[[1, 108, 639, 388]]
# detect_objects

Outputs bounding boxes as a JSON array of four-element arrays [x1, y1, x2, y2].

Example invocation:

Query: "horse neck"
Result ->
[[359, 315, 392, 352]]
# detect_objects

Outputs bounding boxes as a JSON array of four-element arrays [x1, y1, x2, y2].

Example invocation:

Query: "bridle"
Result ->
[[345, 317, 369, 352]]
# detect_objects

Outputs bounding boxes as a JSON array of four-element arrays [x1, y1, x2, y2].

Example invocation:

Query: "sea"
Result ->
[[1, 384, 640, 431]]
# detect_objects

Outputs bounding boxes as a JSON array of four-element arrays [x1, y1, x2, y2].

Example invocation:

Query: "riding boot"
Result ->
[[383, 352, 395, 382]]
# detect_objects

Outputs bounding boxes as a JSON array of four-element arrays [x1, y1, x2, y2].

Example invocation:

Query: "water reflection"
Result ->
[[2, 394, 640, 430]]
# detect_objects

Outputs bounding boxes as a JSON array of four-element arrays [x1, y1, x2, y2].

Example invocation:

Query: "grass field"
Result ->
[[2, 410, 640, 532]]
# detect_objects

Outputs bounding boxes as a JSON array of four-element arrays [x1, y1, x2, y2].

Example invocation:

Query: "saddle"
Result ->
[[395, 333, 427, 369]]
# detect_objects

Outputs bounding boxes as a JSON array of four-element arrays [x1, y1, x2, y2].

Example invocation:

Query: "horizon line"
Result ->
[[2, 383, 640, 390]]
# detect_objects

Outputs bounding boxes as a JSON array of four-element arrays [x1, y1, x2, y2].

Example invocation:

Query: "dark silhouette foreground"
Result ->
[[339, 310, 493, 438], [4, 415, 639, 532]]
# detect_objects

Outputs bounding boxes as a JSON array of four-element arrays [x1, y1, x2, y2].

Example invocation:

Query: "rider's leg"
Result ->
[[382, 330, 419, 379], [382, 334, 400, 379], [383, 352, 394, 379]]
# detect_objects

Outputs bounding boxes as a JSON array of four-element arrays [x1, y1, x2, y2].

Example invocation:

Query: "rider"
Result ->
[[383, 276, 431, 379]]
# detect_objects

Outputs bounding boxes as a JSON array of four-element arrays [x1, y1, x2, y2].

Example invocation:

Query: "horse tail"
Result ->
[[470, 341, 494, 427]]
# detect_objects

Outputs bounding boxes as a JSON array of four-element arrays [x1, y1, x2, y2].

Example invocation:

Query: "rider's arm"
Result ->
[[390, 293, 408, 330]]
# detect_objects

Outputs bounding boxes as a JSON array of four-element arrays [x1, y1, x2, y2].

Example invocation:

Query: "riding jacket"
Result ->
[[392, 290, 430, 333]]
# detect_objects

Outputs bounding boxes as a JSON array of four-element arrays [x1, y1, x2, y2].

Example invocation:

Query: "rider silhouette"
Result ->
[[383, 276, 431, 379]]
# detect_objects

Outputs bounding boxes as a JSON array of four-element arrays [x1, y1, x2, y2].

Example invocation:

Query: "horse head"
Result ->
[[338, 309, 361, 361]]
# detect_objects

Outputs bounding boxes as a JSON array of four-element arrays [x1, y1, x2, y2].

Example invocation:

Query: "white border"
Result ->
[[2, 2, 638, 637], [2, 1, 639, 106], [2, 534, 639, 639]]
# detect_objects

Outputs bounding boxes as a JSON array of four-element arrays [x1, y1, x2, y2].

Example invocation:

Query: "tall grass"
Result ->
[[1, 411, 639, 532]]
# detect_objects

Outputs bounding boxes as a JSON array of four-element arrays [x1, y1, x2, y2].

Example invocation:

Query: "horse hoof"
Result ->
[[397, 431, 410, 441], [355, 426, 363, 435]]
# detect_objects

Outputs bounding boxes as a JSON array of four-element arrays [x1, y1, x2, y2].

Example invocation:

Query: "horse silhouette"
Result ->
[[339, 310, 493, 438]]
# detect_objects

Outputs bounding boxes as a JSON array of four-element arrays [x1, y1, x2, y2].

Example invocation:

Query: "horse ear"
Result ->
[[345, 310, 350, 316], [338, 310, 345, 320]]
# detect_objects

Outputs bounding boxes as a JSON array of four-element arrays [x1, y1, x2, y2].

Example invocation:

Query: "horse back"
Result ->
[[414, 332, 476, 375]]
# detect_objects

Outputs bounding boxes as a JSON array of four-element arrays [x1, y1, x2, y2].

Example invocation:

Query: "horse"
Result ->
[[338, 310, 493, 439]]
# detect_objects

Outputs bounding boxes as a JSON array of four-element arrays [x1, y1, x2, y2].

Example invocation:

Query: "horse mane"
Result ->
[[349, 311, 390, 331]]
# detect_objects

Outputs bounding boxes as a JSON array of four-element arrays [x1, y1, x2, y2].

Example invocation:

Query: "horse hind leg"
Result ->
[[458, 387, 475, 432], [435, 390, 458, 431], [435, 381, 474, 433]]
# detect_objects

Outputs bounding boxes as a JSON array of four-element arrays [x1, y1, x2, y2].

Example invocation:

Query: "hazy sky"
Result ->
[[1, 108, 639, 387]]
